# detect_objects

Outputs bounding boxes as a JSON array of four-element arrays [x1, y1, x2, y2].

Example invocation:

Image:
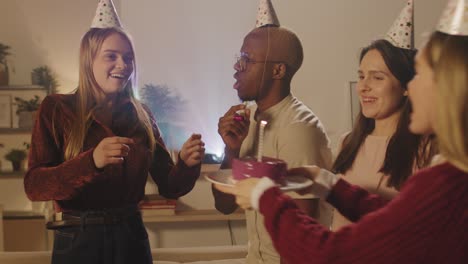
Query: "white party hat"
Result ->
[[385, 0, 414, 49], [436, 0, 468, 36], [256, 0, 280, 28], [91, 0, 122, 29]]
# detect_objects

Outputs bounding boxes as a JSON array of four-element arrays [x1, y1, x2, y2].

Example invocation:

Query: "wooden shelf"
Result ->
[[3, 210, 45, 220], [1, 209, 244, 222], [0, 127, 32, 134], [0, 171, 25, 179], [143, 209, 245, 223], [201, 164, 220, 173], [0, 85, 45, 91]]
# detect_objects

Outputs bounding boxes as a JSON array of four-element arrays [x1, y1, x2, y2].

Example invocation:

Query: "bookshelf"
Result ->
[[0, 171, 25, 179], [143, 209, 245, 223], [0, 128, 32, 134]]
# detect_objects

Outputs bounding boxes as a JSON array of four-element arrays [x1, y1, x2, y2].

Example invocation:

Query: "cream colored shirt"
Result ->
[[240, 94, 332, 264], [332, 134, 399, 230]]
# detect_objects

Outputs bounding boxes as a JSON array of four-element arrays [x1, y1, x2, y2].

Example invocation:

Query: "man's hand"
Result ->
[[218, 104, 250, 152]]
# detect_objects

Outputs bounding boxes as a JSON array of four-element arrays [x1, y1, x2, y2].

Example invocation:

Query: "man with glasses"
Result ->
[[212, 25, 333, 264]]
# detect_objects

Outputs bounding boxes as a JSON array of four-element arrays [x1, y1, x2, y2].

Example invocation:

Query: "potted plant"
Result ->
[[4, 148, 27, 171], [14, 95, 41, 128], [31, 65, 59, 94], [0, 43, 12, 86]]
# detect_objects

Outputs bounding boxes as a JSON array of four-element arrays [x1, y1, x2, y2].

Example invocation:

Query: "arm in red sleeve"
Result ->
[[259, 167, 463, 264], [327, 178, 389, 222], [145, 108, 200, 199], [149, 140, 200, 199], [24, 95, 105, 201]]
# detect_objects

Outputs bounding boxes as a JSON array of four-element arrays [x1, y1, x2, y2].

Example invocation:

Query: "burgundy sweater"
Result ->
[[260, 162, 468, 264], [24, 94, 200, 212]]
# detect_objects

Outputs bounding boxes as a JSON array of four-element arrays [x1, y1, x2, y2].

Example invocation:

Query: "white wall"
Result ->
[[121, 0, 447, 152], [0, 0, 110, 91], [0, 0, 448, 249], [0, 0, 447, 153]]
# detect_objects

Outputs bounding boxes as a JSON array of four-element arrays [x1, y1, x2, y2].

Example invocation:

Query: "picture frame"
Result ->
[[0, 94, 12, 128], [349, 81, 360, 127]]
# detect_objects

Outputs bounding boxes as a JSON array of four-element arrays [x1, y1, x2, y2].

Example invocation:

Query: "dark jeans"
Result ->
[[51, 211, 152, 264]]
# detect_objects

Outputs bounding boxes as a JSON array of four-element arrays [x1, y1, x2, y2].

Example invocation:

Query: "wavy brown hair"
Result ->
[[425, 31, 468, 172], [333, 39, 436, 190], [57, 27, 156, 161]]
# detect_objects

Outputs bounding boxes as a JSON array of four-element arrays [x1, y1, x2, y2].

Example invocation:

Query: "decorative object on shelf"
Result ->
[[139, 194, 177, 216], [0, 95, 12, 128], [0, 43, 12, 86], [4, 148, 27, 172], [14, 95, 41, 128], [31, 65, 59, 94]]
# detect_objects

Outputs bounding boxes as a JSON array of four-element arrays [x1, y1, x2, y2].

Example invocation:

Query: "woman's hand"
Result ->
[[93, 136, 134, 169], [214, 178, 261, 209], [289, 166, 339, 198], [179, 133, 205, 167]]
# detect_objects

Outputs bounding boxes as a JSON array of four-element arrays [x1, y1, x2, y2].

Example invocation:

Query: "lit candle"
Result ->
[[257, 120, 268, 162]]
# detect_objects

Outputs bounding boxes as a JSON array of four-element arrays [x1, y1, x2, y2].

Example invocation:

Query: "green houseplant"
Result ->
[[31, 65, 59, 94], [14, 95, 41, 128], [4, 148, 27, 171], [0, 43, 12, 86]]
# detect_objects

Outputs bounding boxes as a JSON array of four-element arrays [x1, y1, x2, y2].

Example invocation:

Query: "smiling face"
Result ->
[[357, 49, 407, 122], [407, 48, 437, 135], [92, 32, 134, 98]]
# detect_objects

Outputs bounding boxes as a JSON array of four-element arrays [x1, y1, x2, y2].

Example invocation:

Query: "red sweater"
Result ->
[[260, 162, 468, 263], [24, 94, 200, 211]]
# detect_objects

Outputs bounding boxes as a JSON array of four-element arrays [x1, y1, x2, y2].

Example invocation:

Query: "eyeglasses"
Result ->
[[235, 52, 284, 72]]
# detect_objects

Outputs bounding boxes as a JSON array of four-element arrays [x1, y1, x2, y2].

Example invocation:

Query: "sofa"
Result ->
[[0, 245, 247, 264]]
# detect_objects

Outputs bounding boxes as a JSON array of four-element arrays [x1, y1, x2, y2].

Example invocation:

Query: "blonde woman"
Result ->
[[24, 26, 204, 264], [215, 2, 468, 263]]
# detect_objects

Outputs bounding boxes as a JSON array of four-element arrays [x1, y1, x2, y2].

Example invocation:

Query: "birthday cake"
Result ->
[[232, 156, 287, 184]]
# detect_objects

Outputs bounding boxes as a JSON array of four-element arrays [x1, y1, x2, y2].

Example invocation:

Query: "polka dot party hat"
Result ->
[[436, 0, 468, 36], [91, 0, 122, 29], [256, 0, 280, 28], [385, 0, 414, 49]]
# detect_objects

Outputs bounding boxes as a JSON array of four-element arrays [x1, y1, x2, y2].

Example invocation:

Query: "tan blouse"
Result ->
[[332, 135, 399, 230]]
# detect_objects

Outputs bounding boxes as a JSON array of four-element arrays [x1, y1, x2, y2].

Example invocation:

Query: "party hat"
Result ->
[[91, 0, 122, 28], [385, 0, 414, 49], [436, 0, 468, 36], [256, 0, 280, 28]]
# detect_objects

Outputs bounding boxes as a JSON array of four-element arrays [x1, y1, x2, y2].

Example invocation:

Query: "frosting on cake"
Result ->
[[232, 156, 287, 184]]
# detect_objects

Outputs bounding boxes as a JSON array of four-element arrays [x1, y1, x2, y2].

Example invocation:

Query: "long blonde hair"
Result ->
[[62, 27, 155, 160], [425, 31, 468, 172]]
